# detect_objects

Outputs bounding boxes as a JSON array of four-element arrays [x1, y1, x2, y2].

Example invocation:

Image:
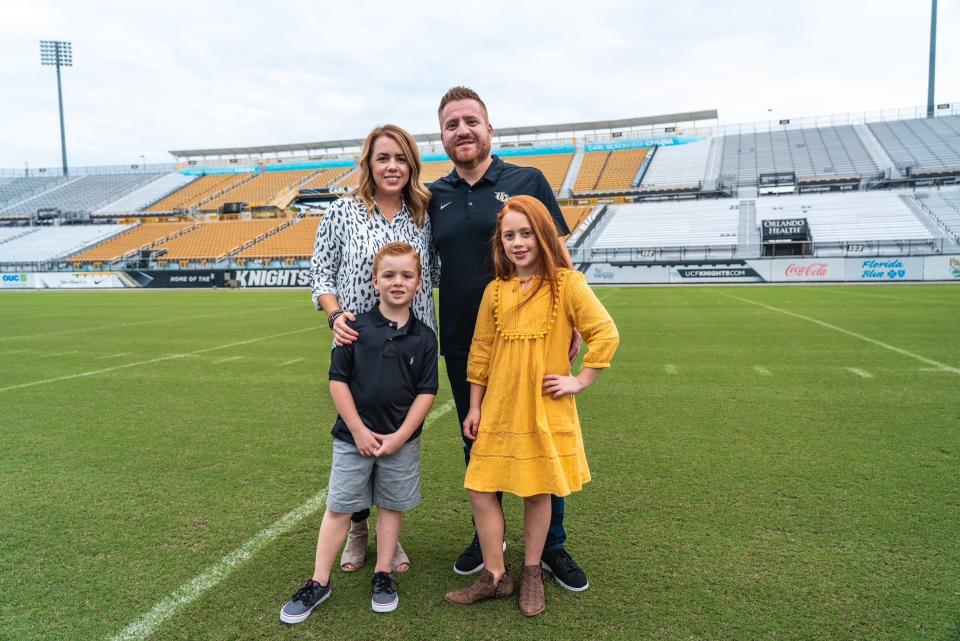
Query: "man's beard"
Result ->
[[448, 136, 492, 170]]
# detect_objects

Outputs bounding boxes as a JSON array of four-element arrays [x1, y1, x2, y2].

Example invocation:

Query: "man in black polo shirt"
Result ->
[[428, 86, 589, 592]]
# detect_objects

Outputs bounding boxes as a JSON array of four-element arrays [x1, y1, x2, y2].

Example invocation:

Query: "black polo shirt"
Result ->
[[328, 306, 439, 445], [428, 155, 570, 357]]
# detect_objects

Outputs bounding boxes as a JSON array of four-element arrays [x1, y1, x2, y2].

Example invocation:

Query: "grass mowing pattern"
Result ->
[[1, 286, 958, 640]]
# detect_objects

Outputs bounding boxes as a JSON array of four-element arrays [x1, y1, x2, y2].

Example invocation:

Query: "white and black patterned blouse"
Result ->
[[310, 196, 438, 339]]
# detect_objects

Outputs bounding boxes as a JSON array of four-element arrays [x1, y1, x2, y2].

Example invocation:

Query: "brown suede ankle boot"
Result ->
[[519, 564, 545, 616], [444, 566, 514, 605]]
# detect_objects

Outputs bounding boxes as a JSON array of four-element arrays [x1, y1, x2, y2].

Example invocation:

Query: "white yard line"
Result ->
[[108, 400, 454, 641], [664, 364, 679, 375], [754, 366, 772, 377], [212, 355, 244, 364], [720, 293, 960, 375], [278, 357, 306, 367], [846, 367, 874, 379], [0, 327, 318, 393], [95, 352, 130, 360], [38, 350, 80, 358]]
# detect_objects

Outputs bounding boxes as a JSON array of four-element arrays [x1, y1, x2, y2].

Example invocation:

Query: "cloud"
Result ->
[[0, 0, 956, 168]]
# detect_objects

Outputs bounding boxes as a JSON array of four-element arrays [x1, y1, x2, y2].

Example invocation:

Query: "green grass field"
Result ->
[[1, 285, 959, 641]]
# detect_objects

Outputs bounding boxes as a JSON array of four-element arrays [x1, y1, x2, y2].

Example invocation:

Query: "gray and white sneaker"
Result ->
[[371, 571, 398, 613], [279, 579, 331, 624]]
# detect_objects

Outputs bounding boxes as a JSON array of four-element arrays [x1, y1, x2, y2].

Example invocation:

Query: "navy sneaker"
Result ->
[[453, 534, 507, 575], [279, 579, 331, 624], [371, 571, 398, 613], [541, 548, 589, 592]]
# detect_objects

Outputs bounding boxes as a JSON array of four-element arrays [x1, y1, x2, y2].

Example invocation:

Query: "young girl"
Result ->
[[443, 195, 619, 616]]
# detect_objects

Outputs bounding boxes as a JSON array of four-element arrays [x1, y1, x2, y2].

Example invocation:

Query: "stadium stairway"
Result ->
[[736, 200, 761, 258], [901, 193, 959, 250], [703, 137, 724, 191], [855, 124, 901, 179], [560, 145, 586, 198]]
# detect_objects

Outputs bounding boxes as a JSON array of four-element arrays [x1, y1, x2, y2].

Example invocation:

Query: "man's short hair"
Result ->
[[438, 86, 488, 122]]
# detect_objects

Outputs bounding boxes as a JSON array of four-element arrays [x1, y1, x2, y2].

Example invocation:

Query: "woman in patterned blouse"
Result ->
[[309, 124, 437, 575]]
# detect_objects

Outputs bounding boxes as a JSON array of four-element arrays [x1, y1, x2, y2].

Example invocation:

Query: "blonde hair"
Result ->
[[352, 124, 430, 227]]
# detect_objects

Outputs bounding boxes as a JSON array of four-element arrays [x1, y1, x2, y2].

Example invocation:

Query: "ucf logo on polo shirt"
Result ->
[[495, 191, 509, 202]]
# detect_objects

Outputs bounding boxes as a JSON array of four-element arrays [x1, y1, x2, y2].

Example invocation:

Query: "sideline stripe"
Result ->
[[0, 304, 301, 343], [720, 293, 960, 375], [847, 367, 874, 379], [38, 350, 80, 358], [278, 357, 306, 367], [95, 352, 130, 360], [213, 355, 244, 364], [108, 400, 454, 641], [0, 327, 318, 393], [754, 366, 772, 377], [664, 364, 678, 375]]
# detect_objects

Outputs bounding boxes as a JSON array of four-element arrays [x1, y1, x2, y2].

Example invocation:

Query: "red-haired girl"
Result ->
[[443, 195, 620, 616]]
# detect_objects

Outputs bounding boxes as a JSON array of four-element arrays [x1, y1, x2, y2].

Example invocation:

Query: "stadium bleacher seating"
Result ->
[[573, 148, 649, 194], [640, 140, 710, 189], [560, 206, 593, 234], [591, 200, 741, 250], [502, 152, 573, 193], [300, 167, 354, 190], [755, 192, 933, 248], [69, 222, 197, 264], [0, 224, 132, 264], [147, 174, 250, 212], [916, 189, 960, 241], [419, 160, 454, 186], [720, 125, 877, 186], [0, 174, 165, 217], [0, 176, 75, 209], [236, 216, 322, 260], [153, 219, 288, 262], [200, 170, 319, 212], [97, 173, 198, 213], [867, 115, 960, 171]]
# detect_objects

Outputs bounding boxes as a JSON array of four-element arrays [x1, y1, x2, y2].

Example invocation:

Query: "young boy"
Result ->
[[280, 242, 438, 623]]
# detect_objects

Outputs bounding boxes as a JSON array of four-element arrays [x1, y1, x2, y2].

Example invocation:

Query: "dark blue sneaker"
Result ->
[[371, 571, 398, 613], [279, 579, 331, 624], [541, 548, 589, 592]]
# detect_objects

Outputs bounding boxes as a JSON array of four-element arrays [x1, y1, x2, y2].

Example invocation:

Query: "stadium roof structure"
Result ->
[[168, 109, 719, 159]]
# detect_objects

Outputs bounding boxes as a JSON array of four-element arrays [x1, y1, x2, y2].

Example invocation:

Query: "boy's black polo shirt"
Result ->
[[328, 306, 438, 445], [428, 155, 570, 357]]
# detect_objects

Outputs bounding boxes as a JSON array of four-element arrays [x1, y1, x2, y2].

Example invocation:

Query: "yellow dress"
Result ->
[[464, 269, 620, 497]]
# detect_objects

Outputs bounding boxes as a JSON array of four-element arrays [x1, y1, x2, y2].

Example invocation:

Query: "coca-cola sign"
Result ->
[[770, 258, 843, 282], [784, 262, 829, 278]]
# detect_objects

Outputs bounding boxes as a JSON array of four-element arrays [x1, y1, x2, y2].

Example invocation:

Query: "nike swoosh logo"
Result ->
[[440, 202, 453, 210]]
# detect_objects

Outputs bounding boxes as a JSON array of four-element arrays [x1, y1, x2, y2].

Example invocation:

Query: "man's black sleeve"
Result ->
[[533, 172, 570, 236]]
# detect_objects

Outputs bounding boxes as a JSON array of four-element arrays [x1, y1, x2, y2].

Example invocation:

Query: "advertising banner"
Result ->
[[670, 261, 766, 283], [845, 257, 924, 282], [0, 273, 33, 289], [232, 269, 311, 287], [765, 258, 845, 282], [584, 263, 670, 285], [121, 270, 226, 288], [761, 218, 810, 242], [922, 255, 960, 281], [33, 272, 126, 289]]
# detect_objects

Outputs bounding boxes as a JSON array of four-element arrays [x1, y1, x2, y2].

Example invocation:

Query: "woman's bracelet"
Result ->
[[327, 309, 344, 329]]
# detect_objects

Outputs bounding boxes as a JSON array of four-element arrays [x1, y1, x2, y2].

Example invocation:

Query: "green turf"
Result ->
[[1, 285, 958, 641]]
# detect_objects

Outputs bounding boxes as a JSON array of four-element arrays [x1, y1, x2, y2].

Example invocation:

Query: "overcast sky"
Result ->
[[1, 0, 957, 169]]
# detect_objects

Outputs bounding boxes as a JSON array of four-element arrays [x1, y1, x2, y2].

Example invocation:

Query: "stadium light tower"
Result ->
[[927, 0, 937, 118], [39, 40, 72, 176]]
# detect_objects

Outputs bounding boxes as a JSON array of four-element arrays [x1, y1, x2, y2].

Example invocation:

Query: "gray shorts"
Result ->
[[327, 437, 421, 513]]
